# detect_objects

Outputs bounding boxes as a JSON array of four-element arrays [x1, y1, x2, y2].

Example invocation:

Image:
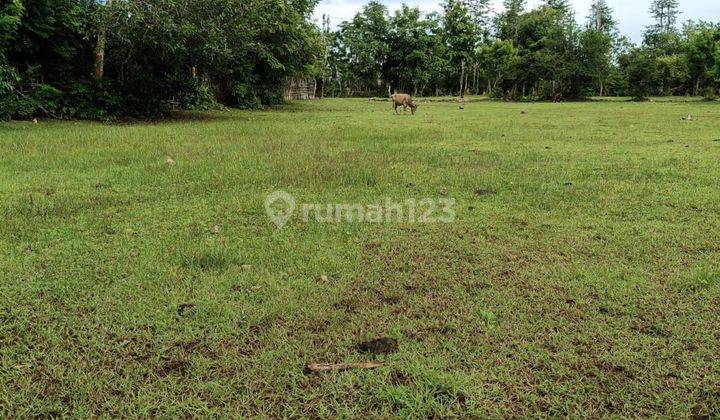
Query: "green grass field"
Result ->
[[1, 99, 719, 417]]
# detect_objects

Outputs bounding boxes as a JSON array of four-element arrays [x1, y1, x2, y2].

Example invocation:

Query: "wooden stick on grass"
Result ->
[[305, 362, 382, 373]]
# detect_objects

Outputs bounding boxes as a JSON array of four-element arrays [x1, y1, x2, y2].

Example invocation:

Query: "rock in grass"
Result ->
[[165, 156, 176, 165], [356, 337, 398, 356]]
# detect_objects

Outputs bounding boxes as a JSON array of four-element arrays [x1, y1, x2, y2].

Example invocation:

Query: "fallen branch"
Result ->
[[305, 362, 382, 373], [10, 86, 58, 119]]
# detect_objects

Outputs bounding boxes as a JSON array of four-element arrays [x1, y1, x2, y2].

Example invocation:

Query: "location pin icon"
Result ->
[[265, 191, 296, 229]]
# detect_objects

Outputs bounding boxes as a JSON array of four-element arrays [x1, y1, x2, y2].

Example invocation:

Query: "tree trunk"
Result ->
[[337, 69, 343, 97], [473, 65, 479, 94], [459, 59, 466, 99], [93, 0, 113, 81]]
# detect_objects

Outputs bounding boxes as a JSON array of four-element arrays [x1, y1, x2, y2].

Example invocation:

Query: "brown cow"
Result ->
[[391, 93, 418, 115]]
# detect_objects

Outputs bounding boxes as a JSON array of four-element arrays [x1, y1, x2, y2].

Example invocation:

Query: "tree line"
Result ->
[[0, 0, 319, 119], [320, 0, 720, 101], [1, 0, 719, 120]]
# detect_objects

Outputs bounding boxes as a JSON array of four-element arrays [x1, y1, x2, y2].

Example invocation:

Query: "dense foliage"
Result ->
[[1, 0, 719, 118], [323, 0, 720, 100], [0, 0, 319, 119]]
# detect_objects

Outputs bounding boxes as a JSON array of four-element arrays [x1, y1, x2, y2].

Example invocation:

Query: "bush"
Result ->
[[1, 0, 318, 120], [177, 79, 217, 111], [489, 86, 504, 99], [0, 65, 62, 119], [702, 87, 717, 101]]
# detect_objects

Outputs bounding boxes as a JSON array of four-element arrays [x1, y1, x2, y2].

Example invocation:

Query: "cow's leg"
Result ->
[[393, 103, 399, 115]]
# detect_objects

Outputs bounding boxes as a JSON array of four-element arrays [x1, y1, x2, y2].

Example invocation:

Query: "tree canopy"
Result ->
[[1, 0, 719, 119], [322, 0, 720, 101], [1, 0, 320, 119]]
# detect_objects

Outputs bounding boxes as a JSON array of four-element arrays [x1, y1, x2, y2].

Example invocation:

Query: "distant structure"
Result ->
[[284, 77, 316, 100]]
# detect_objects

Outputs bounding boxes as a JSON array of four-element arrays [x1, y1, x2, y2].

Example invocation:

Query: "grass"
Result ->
[[1, 98, 720, 417]]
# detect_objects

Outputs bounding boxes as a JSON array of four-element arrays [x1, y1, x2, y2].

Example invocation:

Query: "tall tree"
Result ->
[[479, 39, 518, 94], [386, 5, 443, 94], [544, 0, 571, 16], [318, 14, 332, 98], [684, 22, 719, 95], [93, 0, 113, 80], [462, 0, 492, 33], [0, 0, 23, 53], [442, 0, 478, 94], [496, 0, 526, 44], [649, 0, 681, 34], [583, 0, 618, 96], [588, 0, 616, 34], [337, 1, 390, 95]]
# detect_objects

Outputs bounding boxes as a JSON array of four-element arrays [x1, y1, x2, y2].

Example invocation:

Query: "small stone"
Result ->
[[320, 275, 329, 282], [210, 225, 220, 235], [165, 156, 176, 165]]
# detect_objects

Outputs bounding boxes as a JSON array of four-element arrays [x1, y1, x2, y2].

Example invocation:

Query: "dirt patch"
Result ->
[[632, 322, 671, 338], [474, 188, 495, 196], [390, 370, 413, 385], [159, 358, 190, 377], [177, 303, 196, 318], [357, 338, 398, 356]]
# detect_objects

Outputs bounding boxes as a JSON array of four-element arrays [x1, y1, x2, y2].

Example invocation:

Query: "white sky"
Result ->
[[313, 0, 720, 43]]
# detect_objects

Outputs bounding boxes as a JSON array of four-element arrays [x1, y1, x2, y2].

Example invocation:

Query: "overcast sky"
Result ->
[[313, 0, 720, 43]]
